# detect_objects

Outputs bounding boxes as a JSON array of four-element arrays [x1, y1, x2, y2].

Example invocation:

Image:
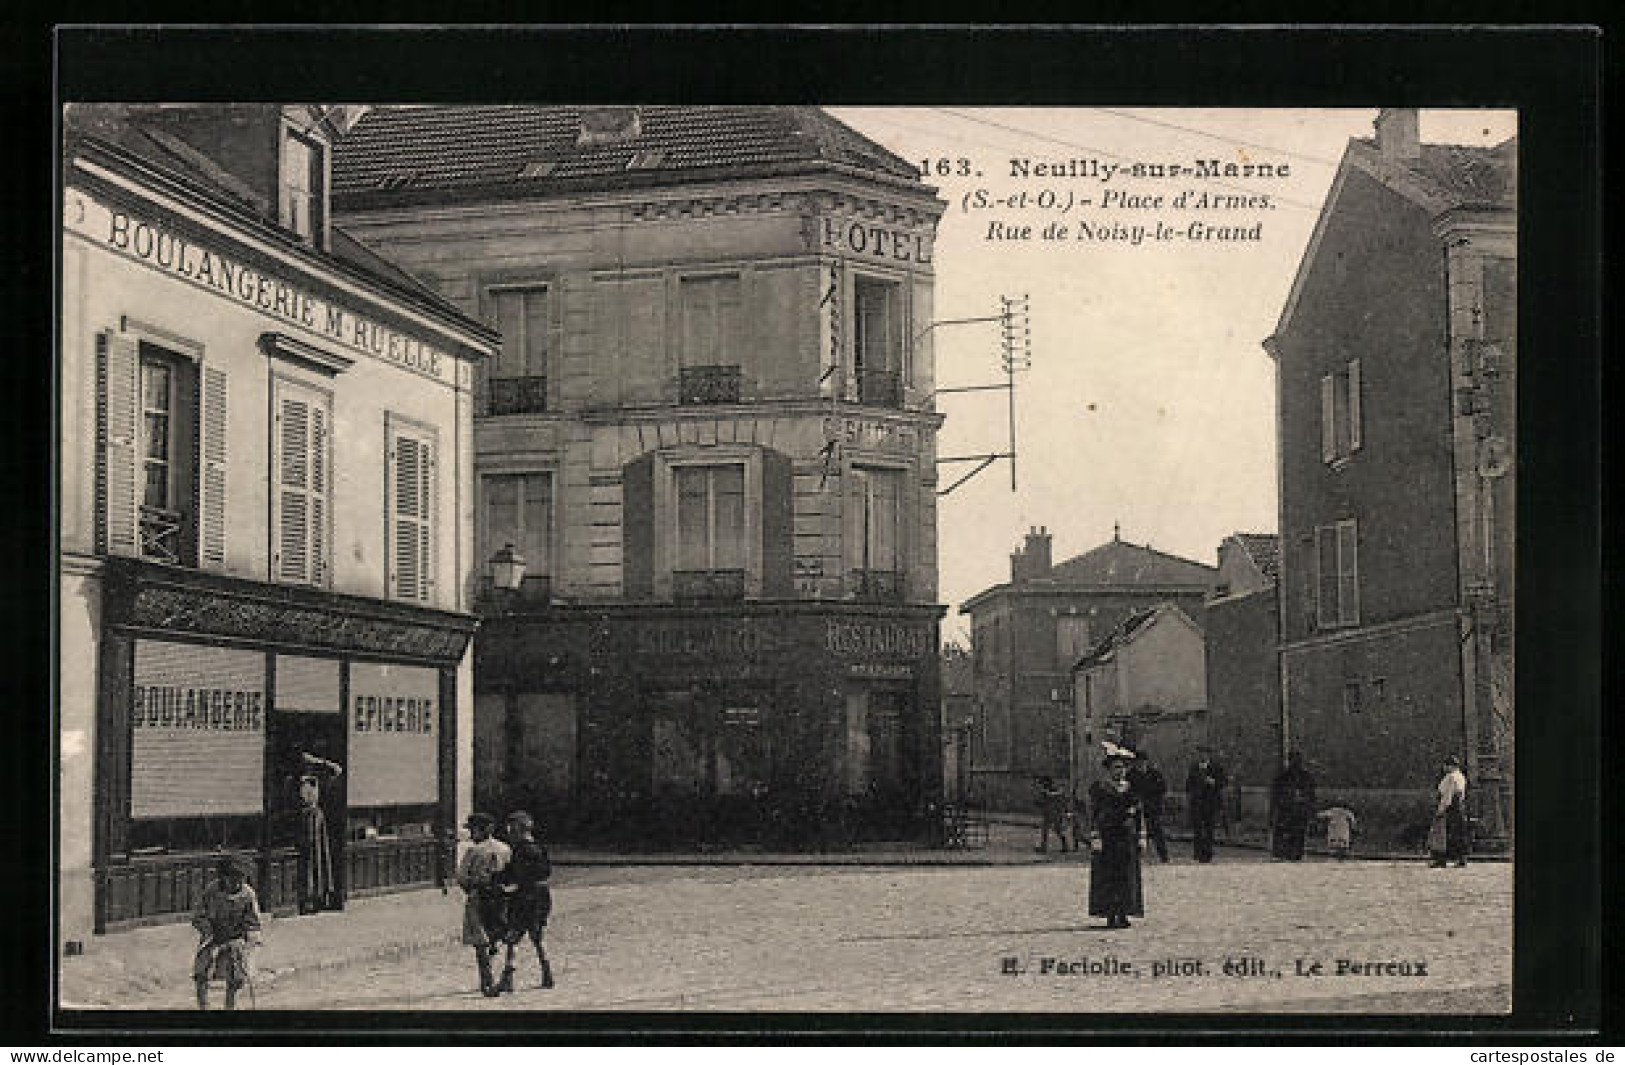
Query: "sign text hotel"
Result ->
[[66, 187, 451, 382]]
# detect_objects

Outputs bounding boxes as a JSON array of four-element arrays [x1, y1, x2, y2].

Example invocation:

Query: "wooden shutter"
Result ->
[[621, 453, 655, 599], [760, 448, 794, 597], [198, 365, 228, 568], [1319, 374, 1336, 463], [1338, 520, 1360, 626], [99, 331, 140, 556], [274, 391, 312, 582], [388, 418, 436, 602], [1347, 359, 1362, 451], [273, 382, 330, 586], [1315, 525, 1337, 630], [310, 402, 328, 585]]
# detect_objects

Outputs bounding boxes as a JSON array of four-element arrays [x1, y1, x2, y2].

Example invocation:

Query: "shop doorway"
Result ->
[[646, 686, 772, 844], [266, 710, 347, 911]]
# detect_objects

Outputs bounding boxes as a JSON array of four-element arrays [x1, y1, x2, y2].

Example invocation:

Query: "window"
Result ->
[[1343, 680, 1363, 714], [847, 465, 902, 601], [674, 465, 746, 599], [137, 349, 191, 563], [387, 416, 437, 603], [1320, 359, 1362, 463], [680, 275, 745, 404], [488, 287, 549, 415], [272, 378, 331, 586], [484, 472, 553, 598], [1315, 519, 1360, 629], [854, 276, 904, 407], [1057, 613, 1093, 665], [279, 127, 326, 245], [101, 330, 226, 567]]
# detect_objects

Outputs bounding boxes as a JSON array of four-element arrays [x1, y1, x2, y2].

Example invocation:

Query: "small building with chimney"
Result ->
[[1265, 108, 1515, 846], [960, 526, 1219, 808], [330, 106, 948, 846]]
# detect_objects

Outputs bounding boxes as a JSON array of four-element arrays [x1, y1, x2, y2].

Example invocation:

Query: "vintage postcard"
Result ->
[[45, 26, 1600, 1038]]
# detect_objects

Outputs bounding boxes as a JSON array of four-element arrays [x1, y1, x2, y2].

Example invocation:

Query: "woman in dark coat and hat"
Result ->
[[1087, 745, 1145, 929]]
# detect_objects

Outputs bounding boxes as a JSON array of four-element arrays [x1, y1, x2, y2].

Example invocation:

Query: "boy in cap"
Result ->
[[492, 810, 555, 991], [456, 812, 511, 996], [191, 854, 262, 1010]]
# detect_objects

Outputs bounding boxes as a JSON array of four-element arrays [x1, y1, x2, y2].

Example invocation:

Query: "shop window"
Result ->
[[1320, 358, 1362, 463], [272, 377, 332, 587], [128, 816, 261, 855], [847, 466, 903, 602], [387, 415, 438, 603], [347, 804, 437, 842], [674, 464, 746, 601], [680, 274, 744, 404], [487, 287, 549, 415], [1315, 518, 1360, 630], [483, 471, 553, 601], [279, 126, 326, 246], [854, 276, 904, 408]]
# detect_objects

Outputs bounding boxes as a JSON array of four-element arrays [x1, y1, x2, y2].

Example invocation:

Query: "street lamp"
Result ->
[[488, 543, 527, 602]]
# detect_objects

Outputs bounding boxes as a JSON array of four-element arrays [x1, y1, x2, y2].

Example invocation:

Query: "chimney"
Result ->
[[1013, 526, 1053, 582], [1374, 108, 1421, 162]]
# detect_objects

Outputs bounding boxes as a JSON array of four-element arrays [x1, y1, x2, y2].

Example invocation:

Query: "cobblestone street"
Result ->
[[98, 852, 1510, 1015]]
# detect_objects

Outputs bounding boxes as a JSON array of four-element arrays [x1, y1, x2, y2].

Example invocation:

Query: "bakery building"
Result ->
[[331, 106, 947, 845], [59, 104, 498, 940]]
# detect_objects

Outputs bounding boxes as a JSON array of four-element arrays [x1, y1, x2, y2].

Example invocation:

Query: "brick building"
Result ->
[[330, 106, 948, 844], [1264, 109, 1515, 846], [59, 104, 498, 939], [961, 527, 1219, 808]]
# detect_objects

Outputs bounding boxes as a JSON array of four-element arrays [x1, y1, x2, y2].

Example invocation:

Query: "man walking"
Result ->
[[1129, 755, 1170, 863], [1185, 747, 1227, 863]]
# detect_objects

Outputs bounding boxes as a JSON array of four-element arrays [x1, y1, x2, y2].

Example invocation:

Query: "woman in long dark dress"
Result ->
[[1087, 751, 1145, 929]]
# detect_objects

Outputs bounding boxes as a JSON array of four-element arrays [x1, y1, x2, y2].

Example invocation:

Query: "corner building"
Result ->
[[60, 105, 498, 940], [332, 106, 948, 844]]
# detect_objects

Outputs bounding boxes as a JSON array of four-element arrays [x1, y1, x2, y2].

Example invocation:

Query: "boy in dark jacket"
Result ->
[[493, 810, 555, 991]]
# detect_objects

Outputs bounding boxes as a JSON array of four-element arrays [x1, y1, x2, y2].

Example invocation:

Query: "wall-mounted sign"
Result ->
[[823, 415, 919, 455], [348, 663, 439, 807], [131, 642, 266, 818], [848, 662, 915, 680], [820, 217, 933, 264], [65, 186, 452, 383], [825, 620, 933, 660]]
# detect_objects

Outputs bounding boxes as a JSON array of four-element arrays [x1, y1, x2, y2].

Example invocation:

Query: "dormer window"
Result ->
[[279, 126, 327, 246]]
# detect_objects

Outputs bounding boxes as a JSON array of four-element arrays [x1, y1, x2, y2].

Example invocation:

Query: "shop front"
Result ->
[[95, 558, 475, 931], [476, 604, 944, 849]]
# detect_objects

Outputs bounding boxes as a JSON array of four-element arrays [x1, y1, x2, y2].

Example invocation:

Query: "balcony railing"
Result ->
[[849, 568, 904, 603], [857, 368, 903, 409], [487, 375, 548, 416], [674, 569, 746, 603], [139, 505, 184, 564], [679, 365, 743, 405]]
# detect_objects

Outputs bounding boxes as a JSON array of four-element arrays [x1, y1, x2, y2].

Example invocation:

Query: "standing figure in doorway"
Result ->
[[1270, 750, 1317, 861], [294, 751, 343, 914], [1087, 748, 1145, 929], [1185, 746, 1228, 863]]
